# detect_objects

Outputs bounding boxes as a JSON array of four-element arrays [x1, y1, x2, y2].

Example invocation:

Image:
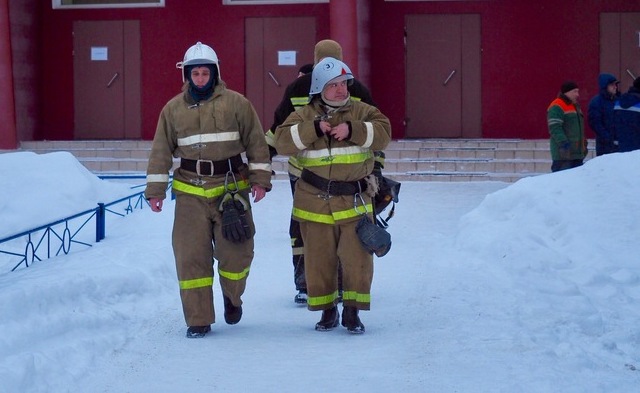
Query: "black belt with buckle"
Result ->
[[301, 169, 367, 196], [180, 154, 243, 177]]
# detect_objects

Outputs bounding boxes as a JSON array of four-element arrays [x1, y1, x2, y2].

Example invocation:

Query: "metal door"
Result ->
[[73, 20, 141, 139], [600, 13, 640, 93], [245, 17, 316, 131], [405, 14, 481, 138]]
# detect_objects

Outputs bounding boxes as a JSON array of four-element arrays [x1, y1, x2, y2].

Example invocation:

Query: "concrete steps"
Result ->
[[16, 139, 596, 183]]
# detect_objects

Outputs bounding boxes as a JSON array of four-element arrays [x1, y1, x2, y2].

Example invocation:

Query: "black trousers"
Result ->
[[551, 159, 583, 173]]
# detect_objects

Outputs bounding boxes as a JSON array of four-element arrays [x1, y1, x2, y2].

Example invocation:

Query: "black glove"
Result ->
[[559, 141, 571, 160], [372, 151, 385, 176], [221, 197, 252, 243]]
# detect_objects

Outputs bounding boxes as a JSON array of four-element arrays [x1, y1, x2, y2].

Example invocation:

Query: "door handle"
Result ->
[[107, 72, 119, 88], [626, 69, 637, 81], [443, 70, 456, 86], [268, 71, 281, 87]]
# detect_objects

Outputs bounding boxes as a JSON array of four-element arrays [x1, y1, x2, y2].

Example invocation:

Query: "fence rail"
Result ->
[[0, 189, 148, 272]]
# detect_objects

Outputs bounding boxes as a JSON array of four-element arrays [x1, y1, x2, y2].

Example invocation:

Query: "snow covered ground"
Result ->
[[1, 150, 639, 392]]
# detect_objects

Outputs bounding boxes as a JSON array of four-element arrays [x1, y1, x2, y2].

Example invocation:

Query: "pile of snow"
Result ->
[[0, 151, 133, 238], [1, 149, 639, 392]]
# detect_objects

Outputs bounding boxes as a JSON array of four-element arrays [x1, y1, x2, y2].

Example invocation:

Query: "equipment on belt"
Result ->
[[218, 168, 252, 243], [373, 175, 401, 229], [356, 215, 392, 258], [219, 192, 252, 243]]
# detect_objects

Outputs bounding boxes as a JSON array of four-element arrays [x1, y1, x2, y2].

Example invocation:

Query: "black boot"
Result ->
[[315, 306, 339, 331], [337, 262, 344, 303], [294, 289, 308, 305], [186, 325, 211, 338], [223, 295, 242, 325], [341, 306, 365, 334]]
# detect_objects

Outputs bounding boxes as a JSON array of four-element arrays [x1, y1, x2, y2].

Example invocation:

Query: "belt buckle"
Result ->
[[196, 160, 214, 177]]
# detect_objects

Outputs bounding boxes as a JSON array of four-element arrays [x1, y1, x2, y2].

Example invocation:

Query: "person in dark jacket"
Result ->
[[547, 81, 587, 172], [297, 63, 313, 78], [614, 77, 640, 153], [588, 73, 620, 156], [265, 40, 378, 305]]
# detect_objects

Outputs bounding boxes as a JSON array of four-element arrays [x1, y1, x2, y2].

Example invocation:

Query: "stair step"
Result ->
[[15, 139, 597, 183]]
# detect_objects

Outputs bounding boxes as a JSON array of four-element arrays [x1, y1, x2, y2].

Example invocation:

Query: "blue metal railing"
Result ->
[[0, 190, 148, 271]]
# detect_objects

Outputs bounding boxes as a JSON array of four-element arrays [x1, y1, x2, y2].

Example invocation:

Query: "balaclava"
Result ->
[[186, 64, 217, 102]]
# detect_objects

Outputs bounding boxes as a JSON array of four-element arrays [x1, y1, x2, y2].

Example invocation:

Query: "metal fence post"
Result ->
[[96, 203, 105, 242]]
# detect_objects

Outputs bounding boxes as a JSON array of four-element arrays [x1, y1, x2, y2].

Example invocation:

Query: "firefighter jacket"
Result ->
[[145, 81, 272, 201], [265, 73, 376, 177], [273, 98, 391, 225]]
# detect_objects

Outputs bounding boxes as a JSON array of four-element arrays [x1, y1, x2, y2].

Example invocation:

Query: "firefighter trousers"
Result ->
[[299, 219, 373, 312], [172, 193, 255, 327], [289, 174, 344, 293]]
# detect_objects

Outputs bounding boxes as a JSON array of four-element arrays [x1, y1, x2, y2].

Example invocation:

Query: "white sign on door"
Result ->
[[91, 47, 108, 61], [278, 51, 297, 66]]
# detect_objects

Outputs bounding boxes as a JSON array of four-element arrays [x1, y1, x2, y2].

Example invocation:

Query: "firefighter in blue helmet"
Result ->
[[265, 39, 381, 306], [274, 57, 391, 334]]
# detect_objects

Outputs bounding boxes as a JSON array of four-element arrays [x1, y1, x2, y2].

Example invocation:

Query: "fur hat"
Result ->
[[314, 39, 343, 64], [560, 81, 579, 94]]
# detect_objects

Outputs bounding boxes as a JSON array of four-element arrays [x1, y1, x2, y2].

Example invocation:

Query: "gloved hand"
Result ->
[[220, 196, 252, 243], [559, 141, 571, 160]]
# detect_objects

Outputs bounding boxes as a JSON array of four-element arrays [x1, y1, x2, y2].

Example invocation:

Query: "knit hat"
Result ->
[[560, 81, 579, 94], [298, 63, 313, 75], [314, 39, 343, 64], [634, 77, 640, 90]]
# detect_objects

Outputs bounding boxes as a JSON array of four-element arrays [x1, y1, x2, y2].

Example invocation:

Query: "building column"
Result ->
[[0, 0, 17, 149], [330, 0, 359, 74]]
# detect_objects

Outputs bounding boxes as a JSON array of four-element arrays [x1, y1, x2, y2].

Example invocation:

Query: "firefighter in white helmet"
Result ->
[[274, 57, 391, 334], [145, 42, 272, 338]]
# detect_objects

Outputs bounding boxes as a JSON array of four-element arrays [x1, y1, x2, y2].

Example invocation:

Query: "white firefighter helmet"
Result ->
[[309, 57, 353, 95], [175, 41, 220, 82]]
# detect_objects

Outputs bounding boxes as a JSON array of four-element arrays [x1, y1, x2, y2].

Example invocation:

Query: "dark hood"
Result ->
[[598, 73, 618, 90]]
